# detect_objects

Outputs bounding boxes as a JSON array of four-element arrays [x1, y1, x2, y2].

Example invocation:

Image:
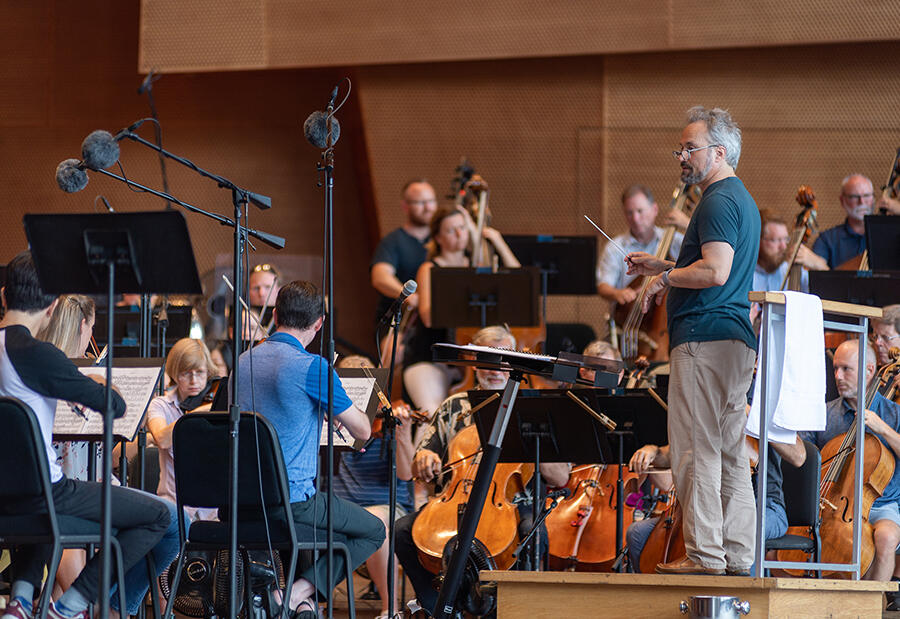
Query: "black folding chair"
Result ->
[[765, 439, 822, 577], [164, 411, 356, 619], [0, 397, 127, 618]]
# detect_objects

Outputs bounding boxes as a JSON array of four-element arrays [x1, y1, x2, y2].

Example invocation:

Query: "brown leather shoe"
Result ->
[[655, 556, 725, 575]]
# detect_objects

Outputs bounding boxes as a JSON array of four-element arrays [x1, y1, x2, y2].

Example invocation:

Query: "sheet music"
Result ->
[[319, 376, 376, 447], [53, 366, 162, 441]]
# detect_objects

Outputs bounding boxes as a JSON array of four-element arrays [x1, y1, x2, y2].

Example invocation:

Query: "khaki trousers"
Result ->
[[668, 339, 756, 570]]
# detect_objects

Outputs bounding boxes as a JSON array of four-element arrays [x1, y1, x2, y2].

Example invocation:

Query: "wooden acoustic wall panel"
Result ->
[[604, 42, 900, 239], [140, 0, 670, 72], [671, 0, 900, 50], [1, 1, 378, 351], [358, 56, 604, 237], [139, 0, 266, 72], [358, 56, 607, 335], [140, 0, 900, 74]]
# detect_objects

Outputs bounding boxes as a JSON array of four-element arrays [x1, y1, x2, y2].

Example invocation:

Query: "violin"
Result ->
[[545, 463, 638, 571], [616, 183, 702, 366], [411, 424, 533, 574], [781, 185, 819, 291], [370, 401, 429, 438], [775, 353, 900, 577]]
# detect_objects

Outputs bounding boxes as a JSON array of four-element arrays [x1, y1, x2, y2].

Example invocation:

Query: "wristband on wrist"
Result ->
[[662, 268, 674, 287]]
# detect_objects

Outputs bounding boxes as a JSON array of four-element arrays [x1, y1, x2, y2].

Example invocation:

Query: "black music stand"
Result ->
[[865, 214, 900, 272], [504, 235, 598, 323], [430, 267, 541, 329], [470, 388, 668, 573], [808, 271, 900, 307], [24, 211, 200, 619]]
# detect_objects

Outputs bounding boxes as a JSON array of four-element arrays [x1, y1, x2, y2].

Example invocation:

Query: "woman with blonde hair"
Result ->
[[38, 296, 182, 618], [146, 337, 221, 521]]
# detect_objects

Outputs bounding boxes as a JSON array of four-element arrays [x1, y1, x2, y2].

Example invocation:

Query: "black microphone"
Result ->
[[547, 487, 572, 500], [137, 70, 158, 95], [303, 86, 342, 148], [55, 159, 89, 193], [81, 119, 148, 170], [378, 280, 417, 325]]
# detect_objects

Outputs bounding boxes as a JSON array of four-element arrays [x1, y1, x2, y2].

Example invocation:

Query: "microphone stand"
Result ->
[[315, 98, 338, 619], [382, 305, 402, 619], [92, 145, 283, 619]]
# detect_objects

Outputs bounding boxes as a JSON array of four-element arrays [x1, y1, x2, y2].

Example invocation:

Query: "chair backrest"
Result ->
[[781, 439, 821, 528], [172, 412, 291, 515], [0, 397, 53, 502]]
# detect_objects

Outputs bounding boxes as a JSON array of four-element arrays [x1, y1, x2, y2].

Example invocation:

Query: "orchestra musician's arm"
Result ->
[[771, 436, 807, 468], [415, 261, 435, 328], [539, 462, 572, 488], [395, 404, 416, 481], [794, 245, 829, 271], [371, 261, 419, 311], [147, 410, 176, 451], [629, 444, 670, 473], [877, 195, 900, 215], [596, 240, 639, 304], [334, 402, 371, 441], [482, 227, 521, 268], [863, 410, 900, 458]]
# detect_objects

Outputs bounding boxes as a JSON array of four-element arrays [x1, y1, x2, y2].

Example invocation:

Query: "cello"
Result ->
[[775, 352, 900, 577], [617, 183, 701, 365], [411, 424, 534, 574], [545, 463, 638, 571]]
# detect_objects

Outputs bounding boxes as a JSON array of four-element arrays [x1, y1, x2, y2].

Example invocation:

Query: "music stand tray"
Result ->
[[504, 235, 598, 296], [430, 267, 540, 329]]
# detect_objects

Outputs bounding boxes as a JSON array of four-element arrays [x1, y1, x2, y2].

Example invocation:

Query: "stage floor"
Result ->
[[486, 571, 897, 618]]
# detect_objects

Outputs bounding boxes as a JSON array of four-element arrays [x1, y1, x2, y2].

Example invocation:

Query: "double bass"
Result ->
[[775, 351, 900, 577], [781, 185, 819, 292], [616, 183, 701, 365]]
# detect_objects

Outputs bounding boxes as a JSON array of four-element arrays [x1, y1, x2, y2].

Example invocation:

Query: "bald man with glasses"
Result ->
[[811, 174, 900, 269]]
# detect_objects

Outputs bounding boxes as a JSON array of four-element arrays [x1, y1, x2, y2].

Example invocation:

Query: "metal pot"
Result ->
[[679, 595, 751, 618]]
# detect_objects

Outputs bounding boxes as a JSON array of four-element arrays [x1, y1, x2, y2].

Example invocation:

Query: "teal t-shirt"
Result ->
[[666, 176, 760, 351]]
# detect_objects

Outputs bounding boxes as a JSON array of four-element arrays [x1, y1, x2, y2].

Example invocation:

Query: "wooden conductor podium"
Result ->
[[482, 293, 896, 618]]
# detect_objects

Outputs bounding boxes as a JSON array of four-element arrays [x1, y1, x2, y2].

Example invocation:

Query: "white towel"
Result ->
[[746, 291, 826, 443]]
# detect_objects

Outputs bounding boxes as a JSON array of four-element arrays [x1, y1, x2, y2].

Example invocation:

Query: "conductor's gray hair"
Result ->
[[686, 106, 742, 170]]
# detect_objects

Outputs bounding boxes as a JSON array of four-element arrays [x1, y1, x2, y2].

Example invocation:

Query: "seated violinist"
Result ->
[[799, 339, 900, 589], [394, 326, 570, 616], [146, 338, 221, 522], [332, 354, 416, 619]]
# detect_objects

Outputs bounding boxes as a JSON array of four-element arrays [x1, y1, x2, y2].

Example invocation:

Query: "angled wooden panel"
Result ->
[[672, 0, 900, 50], [139, 0, 266, 72]]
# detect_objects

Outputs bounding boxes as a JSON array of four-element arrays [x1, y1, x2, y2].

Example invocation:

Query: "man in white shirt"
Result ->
[[596, 184, 684, 305]]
